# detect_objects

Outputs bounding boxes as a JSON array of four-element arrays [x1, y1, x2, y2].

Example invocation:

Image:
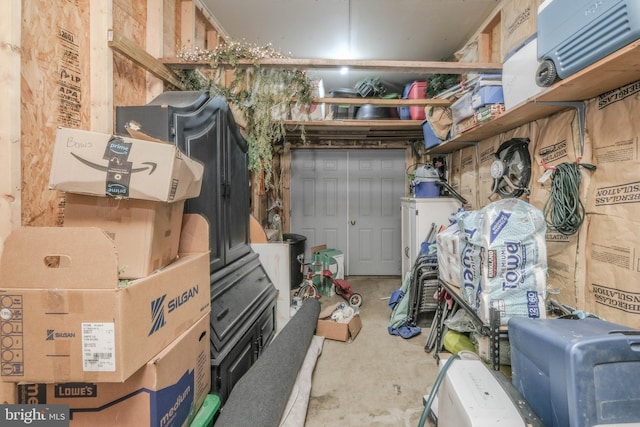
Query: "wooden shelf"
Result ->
[[162, 57, 503, 74], [315, 97, 451, 107], [284, 119, 425, 141], [427, 39, 640, 154]]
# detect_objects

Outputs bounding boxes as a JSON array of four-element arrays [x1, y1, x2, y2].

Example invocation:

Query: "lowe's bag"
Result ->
[[457, 199, 547, 325]]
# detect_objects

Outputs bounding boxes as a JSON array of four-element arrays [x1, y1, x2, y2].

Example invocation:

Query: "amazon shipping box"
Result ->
[[48, 127, 203, 202]]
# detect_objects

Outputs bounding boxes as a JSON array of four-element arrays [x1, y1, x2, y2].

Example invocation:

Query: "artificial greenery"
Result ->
[[425, 73, 461, 98], [176, 41, 315, 189], [355, 77, 387, 97]]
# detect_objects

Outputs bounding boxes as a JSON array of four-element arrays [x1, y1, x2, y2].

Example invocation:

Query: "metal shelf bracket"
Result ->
[[537, 101, 586, 156]]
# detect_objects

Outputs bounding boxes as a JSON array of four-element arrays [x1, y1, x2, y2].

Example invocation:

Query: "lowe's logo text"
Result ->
[[148, 286, 199, 336], [46, 330, 76, 340]]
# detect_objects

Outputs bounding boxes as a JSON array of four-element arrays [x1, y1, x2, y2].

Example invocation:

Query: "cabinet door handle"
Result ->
[[404, 247, 410, 257], [216, 308, 229, 320], [350, 220, 356, 225]]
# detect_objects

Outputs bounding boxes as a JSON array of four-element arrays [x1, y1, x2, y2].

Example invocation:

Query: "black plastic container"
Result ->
[[283, 233, 306, 289]]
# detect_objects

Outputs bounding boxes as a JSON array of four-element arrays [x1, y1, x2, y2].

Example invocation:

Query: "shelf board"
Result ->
[[162, 57, 503, 74], [536, 38, 640, 102], [284, 119, 425, 141], [427, 38, 640, 154], [315, 97, 451, 107]]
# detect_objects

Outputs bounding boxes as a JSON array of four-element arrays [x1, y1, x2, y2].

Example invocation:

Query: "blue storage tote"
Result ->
[[398, 83, 411, 120], [470, 85, 503, 110], [451, 74, 502, 124], [537, 0, 640, 81], [422, 119, 448, 149], [509, 317, 640, 427]]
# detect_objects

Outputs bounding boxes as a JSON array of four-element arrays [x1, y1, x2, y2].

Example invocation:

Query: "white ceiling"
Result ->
[[201, 0, 500, 94]]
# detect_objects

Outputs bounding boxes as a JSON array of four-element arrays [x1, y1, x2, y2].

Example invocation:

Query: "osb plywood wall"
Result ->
[[21, 0, 90, 227], [18, 0, 195, 228]]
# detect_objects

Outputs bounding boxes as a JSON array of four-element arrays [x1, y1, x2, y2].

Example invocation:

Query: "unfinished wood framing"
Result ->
[[146, 0, 165, 101], [0, 0, 21, 240], [91, 0, 114, 133]]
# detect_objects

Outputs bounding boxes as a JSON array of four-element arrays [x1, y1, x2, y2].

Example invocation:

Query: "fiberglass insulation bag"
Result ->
[[457, 199, 547, 325]]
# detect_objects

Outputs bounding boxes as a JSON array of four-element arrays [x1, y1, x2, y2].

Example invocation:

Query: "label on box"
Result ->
[[103, 136, 133, 197], [0, 294, 25, 377], [82, 322, 116, 372]]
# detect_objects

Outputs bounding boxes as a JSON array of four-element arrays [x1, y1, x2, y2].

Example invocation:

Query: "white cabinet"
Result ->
[[251, 243, 291, 335], [401, 197, 462, 277]]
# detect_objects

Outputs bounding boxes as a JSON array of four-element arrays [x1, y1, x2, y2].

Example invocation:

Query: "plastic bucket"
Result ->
[[414, 180, 439, 198]]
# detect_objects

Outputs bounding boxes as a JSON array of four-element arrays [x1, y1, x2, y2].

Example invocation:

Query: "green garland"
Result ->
[[176, 42, 314, 188]]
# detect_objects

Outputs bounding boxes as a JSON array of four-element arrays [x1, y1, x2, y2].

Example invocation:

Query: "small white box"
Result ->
[[502, 37, 545, 110]]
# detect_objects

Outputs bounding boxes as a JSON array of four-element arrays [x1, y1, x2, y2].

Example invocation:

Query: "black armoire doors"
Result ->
[[116, 92, 251, 272]]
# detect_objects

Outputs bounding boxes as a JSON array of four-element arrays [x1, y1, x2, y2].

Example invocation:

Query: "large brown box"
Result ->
[[64, 193, 185, 279], [17, 313, 211, 427], [0, 214, 210, 383]]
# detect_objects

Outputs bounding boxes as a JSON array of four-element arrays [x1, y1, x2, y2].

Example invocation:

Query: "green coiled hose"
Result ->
[[543, 161, 596, 236]]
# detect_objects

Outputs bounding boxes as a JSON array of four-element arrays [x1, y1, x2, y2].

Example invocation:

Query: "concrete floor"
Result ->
[[305, 276, 439, 427]]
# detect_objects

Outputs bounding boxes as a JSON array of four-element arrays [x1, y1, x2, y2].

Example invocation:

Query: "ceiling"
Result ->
[[201, 0, 500, 94]]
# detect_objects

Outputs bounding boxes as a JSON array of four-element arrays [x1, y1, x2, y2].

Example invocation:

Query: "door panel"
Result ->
[[291, 149, 405, 276], [291, 151, 349, 261], [348, 152, 405, 275]]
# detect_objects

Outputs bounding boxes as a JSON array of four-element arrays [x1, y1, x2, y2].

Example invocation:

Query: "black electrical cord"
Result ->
[[543, 161, 596, 236], [491, 138, 532, 198]]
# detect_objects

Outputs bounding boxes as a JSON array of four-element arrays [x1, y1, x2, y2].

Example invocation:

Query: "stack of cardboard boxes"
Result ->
[[0, 127, 214, 426]]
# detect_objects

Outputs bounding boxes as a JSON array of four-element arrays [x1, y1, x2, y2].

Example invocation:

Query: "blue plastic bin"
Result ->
[[398, 83, 411, 120], [509, 317, 640, 427], [422, 119, 450, 149]]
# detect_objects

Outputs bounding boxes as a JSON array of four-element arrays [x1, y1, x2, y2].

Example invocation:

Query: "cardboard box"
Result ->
[[49, 127, 204, 202], [315, 303, 362, 342], [316, 315, 362, 342], [0, 381, 16, 404], [64, 193, 185, 279], [501, 0, 539, 60], [16, 313, 211, 427], [0, 214, 211, 383]]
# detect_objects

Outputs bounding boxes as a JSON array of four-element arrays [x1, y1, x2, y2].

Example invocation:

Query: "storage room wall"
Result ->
[[449, 85, 640, 329], [446, 0, 639, 328], [0, 0, 216, 262]]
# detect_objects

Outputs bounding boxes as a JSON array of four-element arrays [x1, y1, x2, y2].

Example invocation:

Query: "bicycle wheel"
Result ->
[[297, 281, 318, 300]]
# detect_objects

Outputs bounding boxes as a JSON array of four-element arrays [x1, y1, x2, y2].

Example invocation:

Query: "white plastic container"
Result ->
[[437, 359, 526, 427], [502, 36, 545, 110]]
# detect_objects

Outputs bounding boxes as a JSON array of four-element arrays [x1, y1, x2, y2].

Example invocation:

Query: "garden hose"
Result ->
[[543, 161, 596, 236], [418, 354, 461, 427]]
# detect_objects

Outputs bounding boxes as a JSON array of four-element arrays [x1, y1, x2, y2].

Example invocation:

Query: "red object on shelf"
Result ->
[[408, 81, 427, 120]]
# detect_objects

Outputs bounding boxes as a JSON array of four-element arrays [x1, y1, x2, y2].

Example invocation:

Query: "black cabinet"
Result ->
[[211, 294, 276, 403], [116, 92, 251, 272], [116, 93, 278, 407]]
